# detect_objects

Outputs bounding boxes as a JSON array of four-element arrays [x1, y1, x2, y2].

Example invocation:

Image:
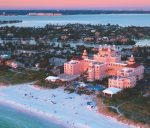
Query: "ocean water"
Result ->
[[0, 14, 150, 27], [0, 103, 64, 128]]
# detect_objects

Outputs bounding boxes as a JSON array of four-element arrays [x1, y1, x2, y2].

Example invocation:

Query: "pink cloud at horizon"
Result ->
[[0, 0, 150, 9]]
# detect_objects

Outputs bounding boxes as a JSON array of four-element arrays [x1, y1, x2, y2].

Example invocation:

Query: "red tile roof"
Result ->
[[92, 48, 114, 52], [92, 48, 99, 51], [72, 56, 83, 60], [125, 63, 141, 68], [101, 48, 114, 51]]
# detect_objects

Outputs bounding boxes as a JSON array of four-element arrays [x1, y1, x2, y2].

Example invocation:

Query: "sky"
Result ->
[[0, 0, 150, 10]]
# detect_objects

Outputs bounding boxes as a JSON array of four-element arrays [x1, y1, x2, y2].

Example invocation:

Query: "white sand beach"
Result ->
[[0, 83, 134, 128]]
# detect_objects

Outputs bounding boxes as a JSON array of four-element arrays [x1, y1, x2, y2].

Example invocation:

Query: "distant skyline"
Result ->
[[0, 0, 150, 10]]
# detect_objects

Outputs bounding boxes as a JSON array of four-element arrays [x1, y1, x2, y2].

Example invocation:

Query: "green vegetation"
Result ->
[[35, 79, 62, 89], [0, 65, 64, 89], [77, 87, 94, 95], [103, 83, 150, 124], [64, 87, 75, 93], [0, 66, 47, 84], [119, 96, 150, 123]]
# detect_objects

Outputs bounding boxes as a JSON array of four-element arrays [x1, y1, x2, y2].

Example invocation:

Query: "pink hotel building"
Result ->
[[64, 45, 144, 89]]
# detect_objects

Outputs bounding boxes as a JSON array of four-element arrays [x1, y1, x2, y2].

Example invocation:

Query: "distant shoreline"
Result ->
[[0, 20, 22, 25], [0, 14, 150, 27], [0, 10, 150, 16]]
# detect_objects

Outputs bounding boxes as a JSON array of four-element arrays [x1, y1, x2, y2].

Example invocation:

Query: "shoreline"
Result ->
[[0, 83, 77, 128], [0, 84, 91, 128], [0, 97, 77, 128], [0, 14, 150, 27], [0, 83, 134, 128], [1, 84, 149, 128]]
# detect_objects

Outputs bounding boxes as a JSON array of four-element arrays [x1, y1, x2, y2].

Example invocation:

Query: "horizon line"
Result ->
[[0, 9, 150, 11]]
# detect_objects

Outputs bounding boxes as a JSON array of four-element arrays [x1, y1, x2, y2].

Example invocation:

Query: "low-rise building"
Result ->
[[108, 77, 136, 89], [5, 60, 18, 68], [102, 87, 122, 97], [45, 76, 60, 82], [5, 60, 25, 69]]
